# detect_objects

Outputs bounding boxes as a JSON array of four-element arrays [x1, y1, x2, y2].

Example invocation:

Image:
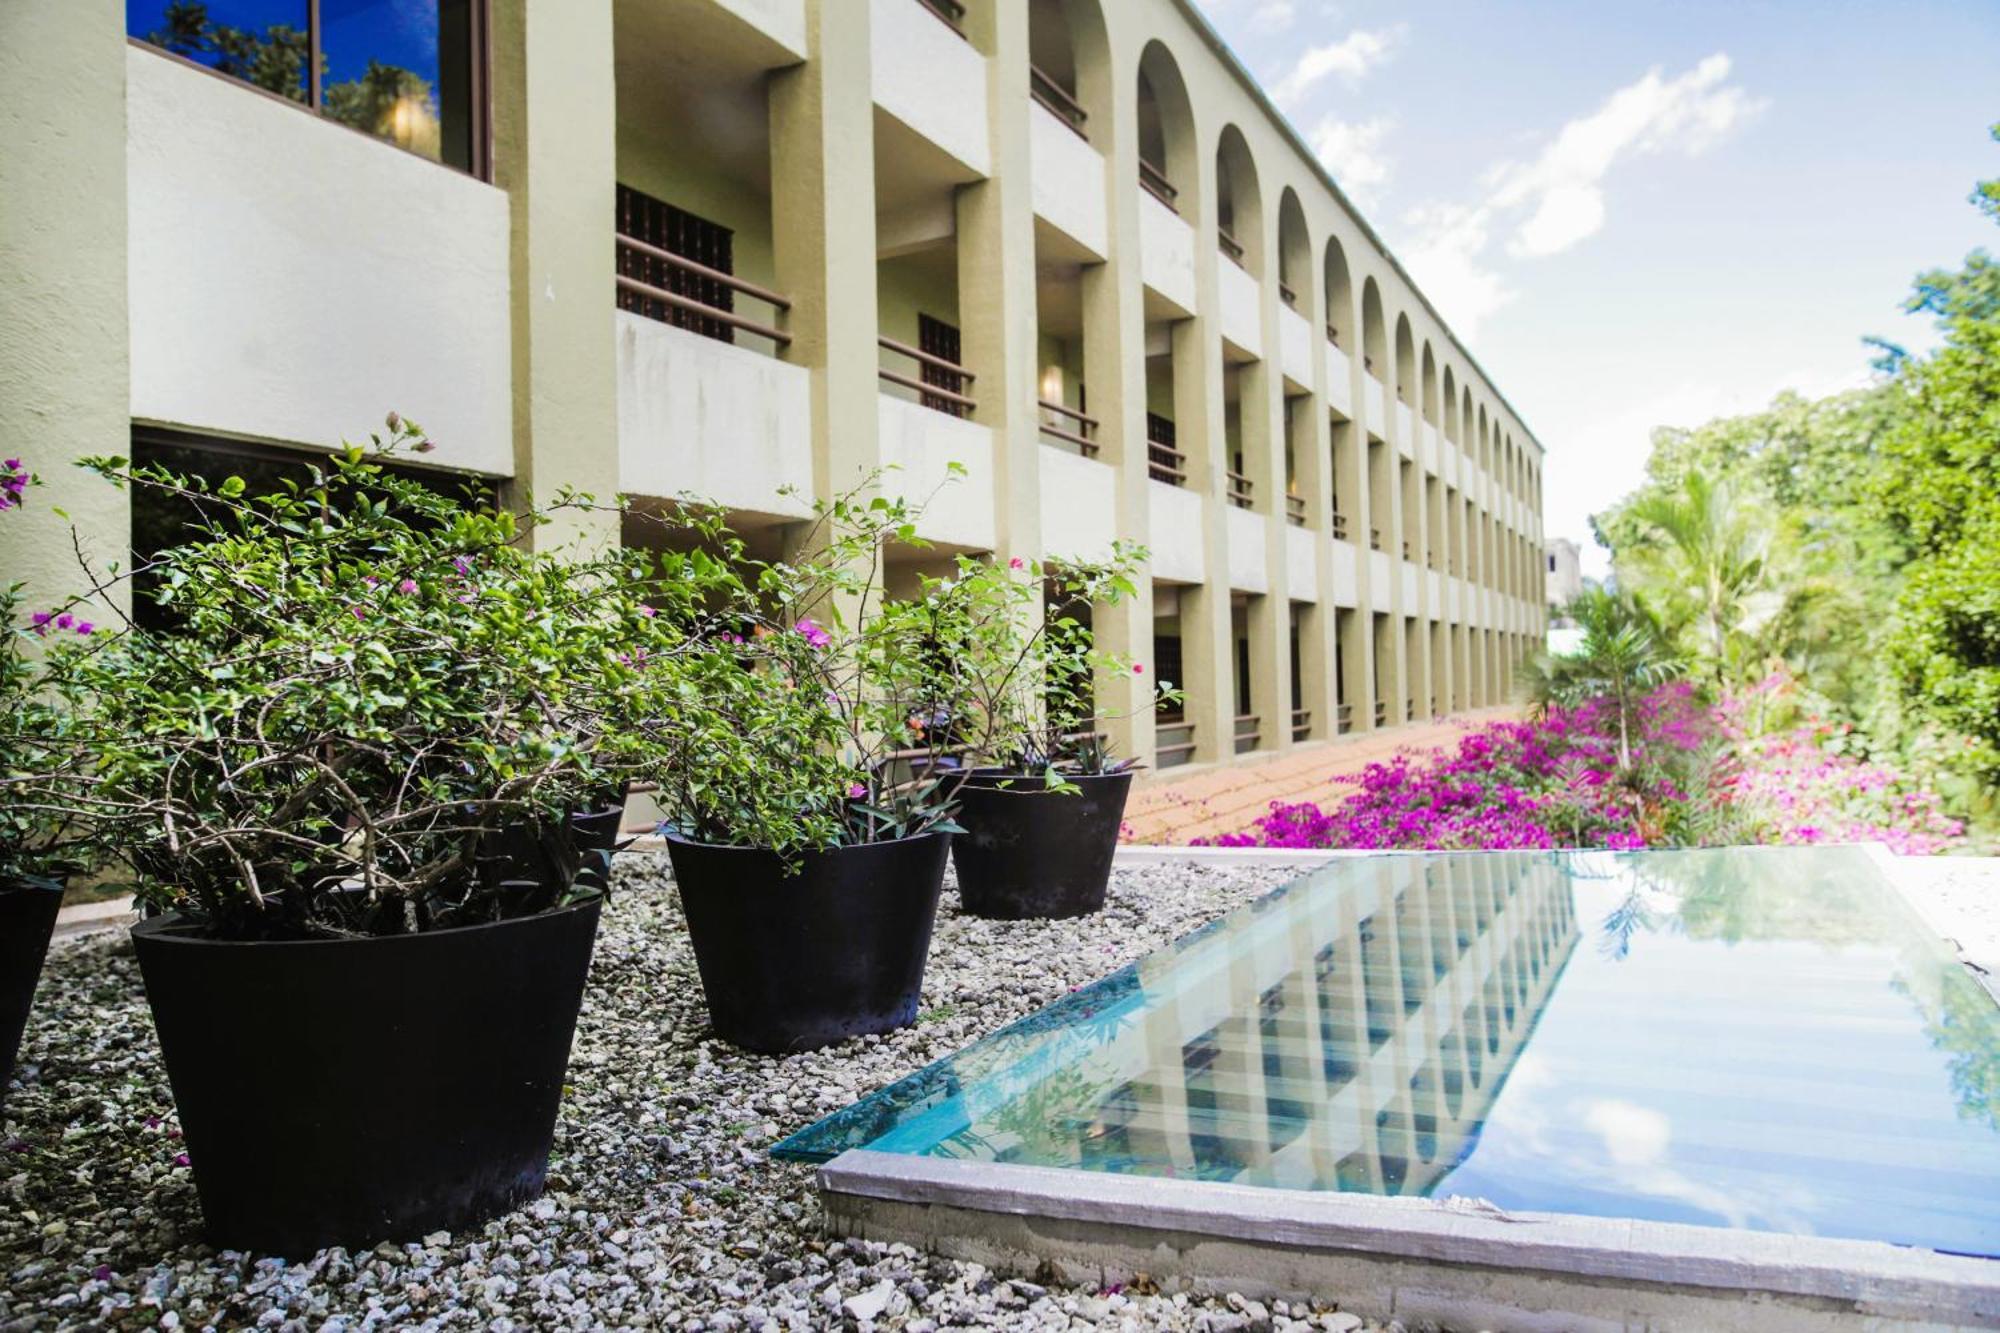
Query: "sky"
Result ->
[[1192, 0, 2000, 577]]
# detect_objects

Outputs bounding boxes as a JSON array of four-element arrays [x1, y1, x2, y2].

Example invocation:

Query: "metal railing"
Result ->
[[878, 335, 974, 416], [1370, 526, 1382, 551], [1290, 708, 1311, 742], [1037, 398, 1099, 457], [1326, 323, 1341, 347], [1373, 699, 1387, 727], [1218, 225, 1246, 266], [1148, 440, 1187, 485], [1156, 716, 1197, 768], [614, 235, 793, 347], [1029, 65, 1087, 136], [1331, 511, 1348, 540], [1402, 538, 1413, 561], [1337, 702, 1353, 734], [1234, 713, 1261, 754], [1139, 158, 1178, 211], [915, 0, 966, 37], [1285, 493, 1306, 526], [1226, 470, 1254, 509], [1278, 279, 1298, 309]]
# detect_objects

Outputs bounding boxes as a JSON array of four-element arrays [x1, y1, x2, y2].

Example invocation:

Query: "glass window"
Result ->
[[129, 0, 483, 174]]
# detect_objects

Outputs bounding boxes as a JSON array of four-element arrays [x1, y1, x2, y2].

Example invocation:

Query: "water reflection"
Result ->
[[776, 846, 2000, 1257]]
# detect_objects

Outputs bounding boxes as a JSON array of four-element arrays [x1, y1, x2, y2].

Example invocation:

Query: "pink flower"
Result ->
[[849, 783, 868, 799], [638, 604, 656, 618], [453, 555, 473, 575], [397, 579, 418, 595], [1008, 557, 1026, 570], [1133, 663, 1144, 674], [795, 618, 831, 650], [172, 1153, 190, 1168], [350, 606, 367, 620]]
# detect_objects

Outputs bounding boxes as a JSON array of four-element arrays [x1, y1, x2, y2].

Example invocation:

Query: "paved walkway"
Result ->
[[1122, 707, 1519, 845]]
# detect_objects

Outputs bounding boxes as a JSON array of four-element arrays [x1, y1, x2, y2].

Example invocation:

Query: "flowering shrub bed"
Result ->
[[1203, 680, 1967, 854]]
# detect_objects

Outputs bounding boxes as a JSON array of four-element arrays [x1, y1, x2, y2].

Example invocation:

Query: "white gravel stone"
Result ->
[[1, 855, 1402, 1331]]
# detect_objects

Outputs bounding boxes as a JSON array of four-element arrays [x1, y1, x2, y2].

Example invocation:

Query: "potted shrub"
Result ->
[[943, 544, 1177, 919], [629, 491, 980, 1054], [0, 457, 98, 1107], [53, 421, 685, 1255]]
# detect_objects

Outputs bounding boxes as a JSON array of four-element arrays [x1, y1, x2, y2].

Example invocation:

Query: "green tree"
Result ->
[[1521, 587, 1683, 771]]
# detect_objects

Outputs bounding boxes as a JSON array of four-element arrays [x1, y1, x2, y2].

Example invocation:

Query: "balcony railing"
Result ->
[[614, 234, 792, 347], [1226, 470, 1254, 509], [1285, 492, 1306, 526], [915, 0, 966, 37], [1029, 65, 1087, 138], [1331, 511, 1348, 540], [1290, 708, 1311, 742], [1279, 279, 1298, 310], [1156, 715, 1196, 768], [1217, 225, 1246, 267], [1326, 323, 1341, 347], [1148, 440, 1187, 485], [1037, 399, 1099, 457], [1234, 713, 1260, 754], [1373, 699, 1387, 727], [1337, 702, 1353, 734], [1402, 538, 1413, 561], [1139, 158, 1178, 211], [1369, 526, 1382, 552], [878, 335, 974, 417]]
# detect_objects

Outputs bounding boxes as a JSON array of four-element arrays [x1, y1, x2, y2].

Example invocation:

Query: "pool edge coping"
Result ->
[[818, 1148, 2000, 1320]]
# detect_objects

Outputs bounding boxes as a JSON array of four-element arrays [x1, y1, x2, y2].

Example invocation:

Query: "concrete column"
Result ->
[[491, 0, 619, 551], [1083, 42, 1155, 768], [0, 0, 129, 610], [1179, 146, 1232, 767], [1242, 357, 1285, 756], [959, 1, 1040, 568], [771, 1, 881, 500]]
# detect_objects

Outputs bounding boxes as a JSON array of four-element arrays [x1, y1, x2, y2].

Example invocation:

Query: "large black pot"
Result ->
[[950, 770, 1134, 920], [0, 876, 65, 1109], [665, 832, 950, 1054], [131, 899, 602, 1255]]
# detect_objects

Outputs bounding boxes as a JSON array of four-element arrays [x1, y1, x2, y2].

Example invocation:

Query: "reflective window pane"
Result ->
[[129, 1, 313, 103], [320, 0, 475, 169]]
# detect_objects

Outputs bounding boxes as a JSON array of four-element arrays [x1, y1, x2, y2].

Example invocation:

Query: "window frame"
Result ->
[[126, 0, 492, 182]]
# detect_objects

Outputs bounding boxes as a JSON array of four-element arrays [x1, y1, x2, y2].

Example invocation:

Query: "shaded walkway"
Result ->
[[1122, 707, 1520, 845]]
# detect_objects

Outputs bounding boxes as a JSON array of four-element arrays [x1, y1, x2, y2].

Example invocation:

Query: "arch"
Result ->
[[1420, 342, 1439, 425], [1029, 0, 1111, 135], [1215, 124, 1264, 275], [1393, 313, 1416, 408], [1276, 187, 1310, 312], [1441, 367, 1459, 442], [1476, 405, 1489, 472], [1460, 386, 1474, 451], [1136, 41, 1196, 214], [1323, 235, 1354, 346], [1360, 277, 1386, 380]]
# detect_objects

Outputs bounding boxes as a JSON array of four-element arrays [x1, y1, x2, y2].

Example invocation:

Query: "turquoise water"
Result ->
[[775, 846, 2000, 1258]]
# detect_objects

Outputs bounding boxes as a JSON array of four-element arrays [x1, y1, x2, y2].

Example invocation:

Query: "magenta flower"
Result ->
[[638, 604, 657, 618], [795, 618, 831, 650], [74, 620, 93, 636], [172, 1153, 190, 1168], [29, 611, 52, 635], [397, 579, 418, 595], [350, 606, 367, 620], [1009, 556, 1026, 570], [54, 612, 72, 631], [849, 783, 868, 799]]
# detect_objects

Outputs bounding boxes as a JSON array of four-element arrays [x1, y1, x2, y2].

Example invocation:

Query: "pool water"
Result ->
[[776, 846, 2000, 1258]]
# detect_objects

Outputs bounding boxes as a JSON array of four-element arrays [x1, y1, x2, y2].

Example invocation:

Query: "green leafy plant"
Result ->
[[44, 418, 705, 938]]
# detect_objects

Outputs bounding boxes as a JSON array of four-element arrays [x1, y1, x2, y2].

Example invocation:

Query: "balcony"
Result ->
[[1226, 470, 1255, 510], [1324, 336, 1352, 419], [1286, 523, 1317, 600], [872, 0, 989, 176], [878, 335, 974, 417], [1219, 255, 1261, 357], [1149, 483, 1205, 583], [1225, 505, 1267, 593], [1279, 304, 1315, 388], [1234, 713, 1261, 755], [878, 394, 995, 550], [1039, 447, 1116, 561], [1037, 399, 1099, 457], [1365, 373, 1388, 440], [1139, 188, 1196, 314], [1029, 97, 1106, 258], [1156, 715, 1197, 769]]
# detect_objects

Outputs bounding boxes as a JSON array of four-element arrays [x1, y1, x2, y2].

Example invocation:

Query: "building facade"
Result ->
[[1545, 538, 1584, 619], [0, 0, 1546, 775]]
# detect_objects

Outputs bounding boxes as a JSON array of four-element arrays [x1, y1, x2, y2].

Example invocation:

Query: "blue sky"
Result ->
[[1193, 0, 2000, 575]]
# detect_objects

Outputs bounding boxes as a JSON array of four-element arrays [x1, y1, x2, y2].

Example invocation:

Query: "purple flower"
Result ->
[[453, 555, 473, 575], [172, 1152, 190, 1168], [849, 782, 868, 800], [74, 621, 93, 636], [397, 579, 418, 595], [29, 611, 52, 635], [92, 1265, 112, 1282], [795, 618, 831, 650], [350, 606, 367, 620], [638, 604, 656, 618], [54, 612, 72, 631]]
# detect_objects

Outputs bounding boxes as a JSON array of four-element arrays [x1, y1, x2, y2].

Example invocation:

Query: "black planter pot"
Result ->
[[665, 832, 950, 1054], [950, 770, 1134, 920], [131, 899, 602, 1256], [0, 876, 65, 1109]]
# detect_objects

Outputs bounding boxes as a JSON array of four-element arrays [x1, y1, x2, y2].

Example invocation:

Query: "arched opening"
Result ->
[[1360, 276, 1386, 383], [1277, 187, 1309, 312], [1323, 235, 1354, 348], [1027, 0, 1108, 139], [1420, 343, 1439, 427], [1214, 125, 1263, 275], [1393, 314, 1416, 410], [1136, 42, 1194, 214], [1442, 367, 1459, 444]]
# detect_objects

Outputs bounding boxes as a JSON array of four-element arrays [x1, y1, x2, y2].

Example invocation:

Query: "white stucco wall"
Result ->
[[1038, 447, 1117, 561], [1278, 305, 1314, 389], [1140, 192, 1196, 316], [711, 0, 805, 56], [1364, 374, 1386, 441], [126, 48, 511, 475], [1400, 560, 1420, 609], [878, 395, 996, 550], [1368, 549, 1392, 596], [1218, 260, 1261, 357], [1030, 103, 1106, 259], [615, 312, 813, 517], [1330, 541, 1359, 608], [870, 0, 989, 177], [1225, 505, 1268, 594], [1324, 341, 1352, 419], [1285, 523, 1316, 601], [1148, 482, 1205, 584]]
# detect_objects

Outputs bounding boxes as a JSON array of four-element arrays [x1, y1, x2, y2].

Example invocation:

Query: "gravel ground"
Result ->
[[1, 856, 1410, 1333]]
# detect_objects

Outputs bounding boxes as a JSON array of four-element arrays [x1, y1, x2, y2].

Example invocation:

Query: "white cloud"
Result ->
[[1250, 1, 1297, 33], [1490, 54, 1766, 258], [1310, 115, 1394, 206], [1398, 201, 1513, 338], [1272, 26, 1403, 107]]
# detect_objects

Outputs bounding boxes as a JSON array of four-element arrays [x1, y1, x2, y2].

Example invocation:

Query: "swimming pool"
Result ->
[[777, 845, 2000, 1261]]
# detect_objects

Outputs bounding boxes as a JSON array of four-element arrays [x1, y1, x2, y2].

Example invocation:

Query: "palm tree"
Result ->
[[1621, 469, 1772, 685], [1523, 587, 1684, 771]]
